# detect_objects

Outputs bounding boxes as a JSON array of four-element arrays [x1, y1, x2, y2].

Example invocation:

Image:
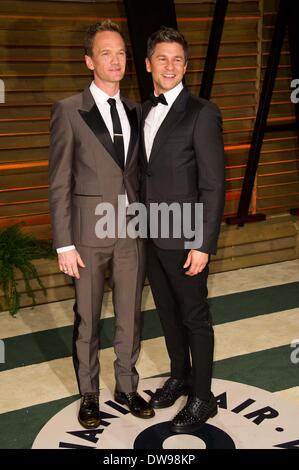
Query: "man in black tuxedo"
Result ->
[[140, 27, 225, 433]]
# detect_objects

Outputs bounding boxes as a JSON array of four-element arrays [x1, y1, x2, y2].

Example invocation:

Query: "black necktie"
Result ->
[[149, 93, 168, 107], [107, 98, 125, 170]]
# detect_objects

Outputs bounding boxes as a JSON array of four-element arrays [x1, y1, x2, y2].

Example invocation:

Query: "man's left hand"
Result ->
[[183, 250, 209, 276]]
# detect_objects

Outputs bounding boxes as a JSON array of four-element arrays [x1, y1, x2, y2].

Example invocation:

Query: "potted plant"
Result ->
[[0, 225, 56, 316]]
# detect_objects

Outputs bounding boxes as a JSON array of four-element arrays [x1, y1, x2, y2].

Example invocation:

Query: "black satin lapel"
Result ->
[[149, 107, 185, 163], [141, 101, 152, 166], [122, 102, 138, 168], [78, 104, 121, 169]]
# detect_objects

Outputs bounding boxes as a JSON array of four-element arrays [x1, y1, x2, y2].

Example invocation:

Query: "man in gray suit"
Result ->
[[49, 20, 154, 429]]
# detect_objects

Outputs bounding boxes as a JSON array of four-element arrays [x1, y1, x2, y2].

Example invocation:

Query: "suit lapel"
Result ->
[[78, 88, 140, 171], [122, 99, 138, 168], [141, 101, 152, 166], [78, 87, 121, 170], [148, 88, 190, 164]]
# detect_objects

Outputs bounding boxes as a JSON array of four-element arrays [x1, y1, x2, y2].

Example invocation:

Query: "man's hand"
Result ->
[[183, 250, 208, 276], [58, 249, 86, 279]]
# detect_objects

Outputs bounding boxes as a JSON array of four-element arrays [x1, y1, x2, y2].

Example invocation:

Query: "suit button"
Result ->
[[146, 171, 152, 177]]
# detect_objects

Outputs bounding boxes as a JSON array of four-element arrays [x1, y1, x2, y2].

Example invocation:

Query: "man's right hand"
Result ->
[[58, 249, 86, 279]]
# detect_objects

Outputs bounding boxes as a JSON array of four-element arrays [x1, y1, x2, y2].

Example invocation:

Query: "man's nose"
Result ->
[[111, 54, 120, 64], [165, 60, 175, 70]]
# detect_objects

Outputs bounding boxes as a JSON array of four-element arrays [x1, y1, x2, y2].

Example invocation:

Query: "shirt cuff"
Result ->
[[56, 245, 76, 253]]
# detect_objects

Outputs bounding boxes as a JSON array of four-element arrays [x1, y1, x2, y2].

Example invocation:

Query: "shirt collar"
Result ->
[[90, 81, 121, 105], [156, 82, 184, 108]]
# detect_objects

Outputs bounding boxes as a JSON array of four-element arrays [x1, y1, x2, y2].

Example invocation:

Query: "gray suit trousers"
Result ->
[[73, 237, 145, 395]]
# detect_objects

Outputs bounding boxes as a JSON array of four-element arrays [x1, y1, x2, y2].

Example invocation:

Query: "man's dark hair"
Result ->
[[147, 26, 188, 63], [84, 20, 126, 57]]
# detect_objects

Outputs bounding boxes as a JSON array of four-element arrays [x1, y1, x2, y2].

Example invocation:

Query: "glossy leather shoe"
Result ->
[[170, 393, 218, 433], [150, 377, 189, 409], [78, 392, 101, 429], [114, 391, 155, 419]]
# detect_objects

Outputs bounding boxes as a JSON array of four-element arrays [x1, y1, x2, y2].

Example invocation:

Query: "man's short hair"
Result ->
[[84, 20, 126, 57], [147, 26, 188, 63]]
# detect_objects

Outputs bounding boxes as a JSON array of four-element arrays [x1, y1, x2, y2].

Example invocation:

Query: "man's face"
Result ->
[[85, 31, 126, 86], [145, 41, 187, 94]]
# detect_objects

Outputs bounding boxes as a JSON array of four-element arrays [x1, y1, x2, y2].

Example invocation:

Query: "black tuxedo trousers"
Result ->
[[142, 87, 225, 400], [147, 240, 214, 400]]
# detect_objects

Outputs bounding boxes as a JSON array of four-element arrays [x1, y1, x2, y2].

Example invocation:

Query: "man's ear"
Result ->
[[145, 57, 151, 73], [85, 55, 94, 71]]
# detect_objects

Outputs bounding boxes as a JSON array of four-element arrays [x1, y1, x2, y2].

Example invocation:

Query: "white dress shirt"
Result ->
[[57, 82, 131, 253], [89, 81, 131, 159], [144, 81, 184, 160]]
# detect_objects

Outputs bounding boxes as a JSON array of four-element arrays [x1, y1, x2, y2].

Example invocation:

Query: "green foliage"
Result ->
[[0, 225, 55, 316]]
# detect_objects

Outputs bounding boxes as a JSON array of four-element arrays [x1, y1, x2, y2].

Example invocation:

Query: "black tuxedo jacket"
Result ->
[[140, 87, 225, 254]]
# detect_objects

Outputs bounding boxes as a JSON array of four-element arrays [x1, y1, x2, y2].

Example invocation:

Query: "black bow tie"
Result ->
[[149, 93, 168, 107]]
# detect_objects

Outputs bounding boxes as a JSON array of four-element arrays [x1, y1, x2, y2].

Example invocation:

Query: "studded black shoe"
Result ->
[[170, 393, 218, 433], [150, 377, 189, 409]]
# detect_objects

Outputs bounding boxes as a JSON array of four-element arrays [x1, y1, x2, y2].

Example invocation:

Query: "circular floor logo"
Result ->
[[32, 378, 299, 449]]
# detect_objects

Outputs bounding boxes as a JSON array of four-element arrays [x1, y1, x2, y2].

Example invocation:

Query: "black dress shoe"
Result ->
[[150, 377, 189, 409], [170, 393, 218, 433], [78, 392, 101, 429], [114, 391, 155, 419]]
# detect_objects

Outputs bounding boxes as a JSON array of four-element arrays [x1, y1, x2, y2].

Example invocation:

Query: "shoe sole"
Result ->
[[151, 391, 189, 409], [78, 417, 101, 429], [114, 396, 155, 419], [170, 407, 218, 434]]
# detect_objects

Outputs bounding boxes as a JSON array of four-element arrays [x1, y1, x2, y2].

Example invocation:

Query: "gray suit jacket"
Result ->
[[48, 86, 141, 249]]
